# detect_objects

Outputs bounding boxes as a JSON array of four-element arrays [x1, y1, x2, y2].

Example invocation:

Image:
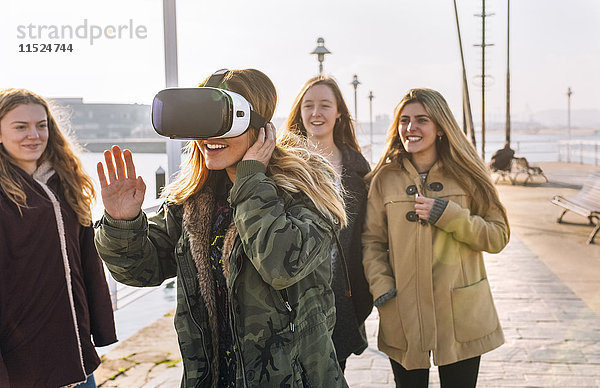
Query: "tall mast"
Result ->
[[474, 0, 494, 160], [453, 0, 476, 146]]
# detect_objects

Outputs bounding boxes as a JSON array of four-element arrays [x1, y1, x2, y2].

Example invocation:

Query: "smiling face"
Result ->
[[300, 84, 341, 143], [0, 103, 49, 174], [398, 102, 443, 164], [196, 130, 252, 180]]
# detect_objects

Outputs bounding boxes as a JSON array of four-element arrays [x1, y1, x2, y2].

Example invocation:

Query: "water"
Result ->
[[356, 130, 599, 164]]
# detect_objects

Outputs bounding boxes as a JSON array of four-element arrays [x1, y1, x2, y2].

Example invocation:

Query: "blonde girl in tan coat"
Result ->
[[362, 88, 509, 388]]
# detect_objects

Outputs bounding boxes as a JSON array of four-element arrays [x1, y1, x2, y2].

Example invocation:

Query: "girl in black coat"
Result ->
[[0, 89, 117, 387], [284, 76, 373, 370]]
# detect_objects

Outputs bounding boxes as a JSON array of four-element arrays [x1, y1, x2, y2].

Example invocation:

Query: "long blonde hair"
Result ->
[[283, 75, 361, 152], [0, 89, 95, 225], [161, 69, 346, 227], [369, 88, 506, 220]]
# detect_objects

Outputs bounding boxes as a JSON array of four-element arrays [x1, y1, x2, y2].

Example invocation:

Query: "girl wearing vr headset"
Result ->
[[362, 88, 509, 387], [283, 76, 373, 372], [95, 69, 349, 387], [0, 89, 117, 388]]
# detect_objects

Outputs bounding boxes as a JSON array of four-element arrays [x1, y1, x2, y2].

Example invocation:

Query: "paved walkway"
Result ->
[[98, 233, 600, 388], [345, 235, 600, 387]]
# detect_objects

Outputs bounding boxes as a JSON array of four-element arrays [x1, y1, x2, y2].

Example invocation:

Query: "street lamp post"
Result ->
[[350, 74, 360, 120], [505, 0, 511, 145], [310, 37, 331, 75], [368, 91, 374, 163]]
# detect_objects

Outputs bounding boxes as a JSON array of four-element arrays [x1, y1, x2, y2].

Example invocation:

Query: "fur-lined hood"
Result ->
[[182, 175, 238, 388]]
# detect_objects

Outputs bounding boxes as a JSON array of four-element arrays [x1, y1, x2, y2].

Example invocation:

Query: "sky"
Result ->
[[2, 0, 600, 129]]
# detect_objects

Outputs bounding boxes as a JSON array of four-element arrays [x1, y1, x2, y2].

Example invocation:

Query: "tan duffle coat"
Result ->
[[362, 158, 509, 370]]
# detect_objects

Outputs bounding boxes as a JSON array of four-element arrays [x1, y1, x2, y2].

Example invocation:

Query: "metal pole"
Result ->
[[155, 166, 165, 198], [163, 0, 181, 182], [474, 0, 494, 160], [505, 0, 511, 145], [481, 0, 486, 160], [567, 87, 572, 141], [108, 275, 118, 310], [368, 91, 374, 163], [452, 0, 476, 146], [351, 74, 360, 121], [558, 142, 561, 162], [354, 87, 358, 119]]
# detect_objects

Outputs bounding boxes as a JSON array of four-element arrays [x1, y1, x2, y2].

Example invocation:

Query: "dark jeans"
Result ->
[[389, 356, 480, 388], [74, 374, 96, 388]]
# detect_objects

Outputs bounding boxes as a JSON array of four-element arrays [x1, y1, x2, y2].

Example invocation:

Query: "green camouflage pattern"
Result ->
[[95, 160, 348, 387], [95, 203, 213, 386], [228, 160, 348, 387]]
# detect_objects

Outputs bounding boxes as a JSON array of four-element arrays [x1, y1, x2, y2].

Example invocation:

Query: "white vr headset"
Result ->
[[151, 69, 267, 139]]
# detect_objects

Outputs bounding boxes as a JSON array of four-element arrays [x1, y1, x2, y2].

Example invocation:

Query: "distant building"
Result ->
[[51, 98, 157, 140]]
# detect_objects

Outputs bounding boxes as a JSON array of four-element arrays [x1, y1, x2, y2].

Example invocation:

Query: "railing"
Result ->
[[558, 140, 600, 166], [364, 137, 569, 164], [106, 202, 165, 311]]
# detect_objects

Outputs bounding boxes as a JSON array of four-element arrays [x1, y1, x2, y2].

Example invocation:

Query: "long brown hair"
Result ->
[[283, 75, 361, 152], [161, 69, 347, 226], [0, 88, 95, 225], [369, 88, 507, 220]]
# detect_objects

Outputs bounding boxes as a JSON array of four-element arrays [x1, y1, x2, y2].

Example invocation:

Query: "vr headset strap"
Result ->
[[207, 68, 269, 130], [205, 68, 229, 87], [250, 111, 268, 131]]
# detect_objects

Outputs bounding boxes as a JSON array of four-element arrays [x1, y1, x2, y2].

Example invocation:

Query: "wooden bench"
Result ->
[[551, 173, 600, 244], [512, 157, 548, 185]]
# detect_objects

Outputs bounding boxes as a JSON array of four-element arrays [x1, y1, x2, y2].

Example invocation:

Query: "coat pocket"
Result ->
[[451, 278, 499, 342], [377, 296, 407, 350], [291, 358, 313, 388]]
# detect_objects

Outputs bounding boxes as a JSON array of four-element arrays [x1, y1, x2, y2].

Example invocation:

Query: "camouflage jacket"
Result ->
[[95, 160, 348, 387]]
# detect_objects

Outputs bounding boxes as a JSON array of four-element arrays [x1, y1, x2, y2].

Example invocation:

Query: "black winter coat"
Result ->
[[331, 143, 374, 361], [0, 165, 117, 387]]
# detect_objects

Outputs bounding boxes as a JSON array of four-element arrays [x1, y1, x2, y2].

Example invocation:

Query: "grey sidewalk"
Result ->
[[344, 234, 600, 387]]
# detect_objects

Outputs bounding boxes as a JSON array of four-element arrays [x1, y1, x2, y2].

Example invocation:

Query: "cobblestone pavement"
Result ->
[[344, 235, 600, 387]]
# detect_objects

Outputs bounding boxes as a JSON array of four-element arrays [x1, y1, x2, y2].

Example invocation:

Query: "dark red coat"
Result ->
[[0, 166, 117, 387]]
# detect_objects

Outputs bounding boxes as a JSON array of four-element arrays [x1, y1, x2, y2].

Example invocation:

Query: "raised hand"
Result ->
[[97, 145, 146, 220], [242, 122, 276, 167]]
